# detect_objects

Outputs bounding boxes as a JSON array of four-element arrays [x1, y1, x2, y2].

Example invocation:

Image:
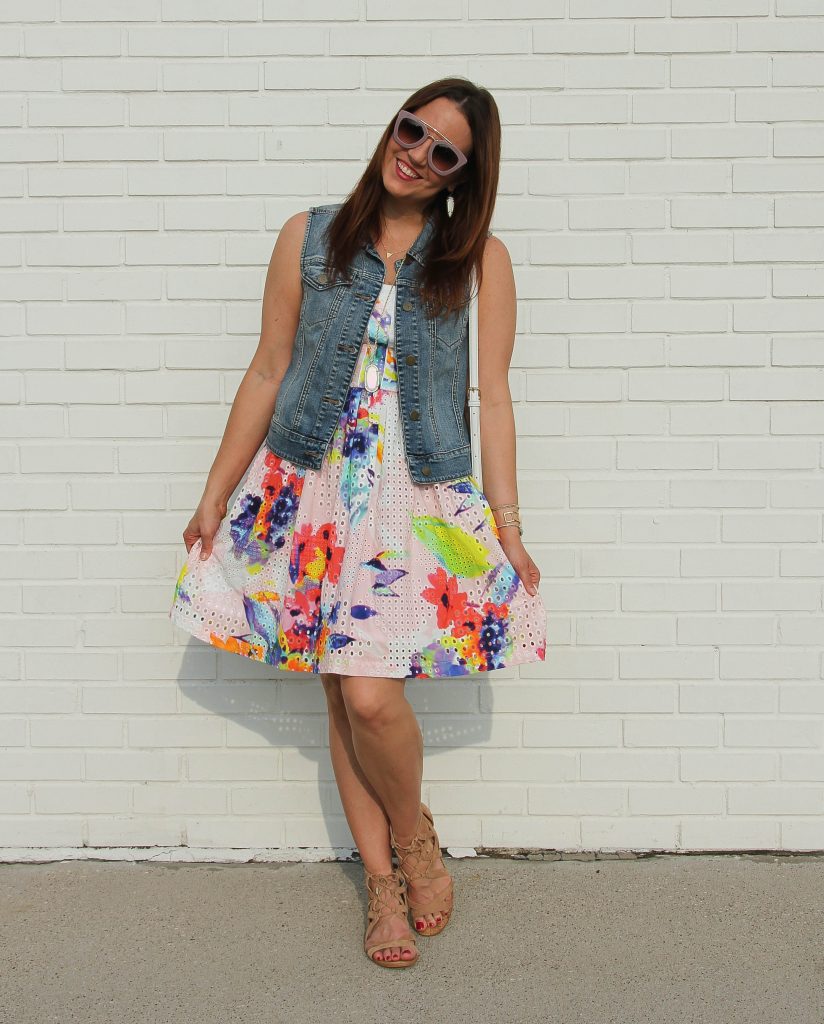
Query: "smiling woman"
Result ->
[[392, 108, 469, 179], [395, 156, 422, 181], [169, 76, 547, 971]]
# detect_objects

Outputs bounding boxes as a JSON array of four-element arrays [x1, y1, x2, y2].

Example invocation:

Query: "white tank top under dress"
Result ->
[[170, 283, 548, 679]]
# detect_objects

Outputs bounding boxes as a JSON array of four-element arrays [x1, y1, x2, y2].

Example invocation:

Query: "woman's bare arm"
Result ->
[[475, 235, 541, 595], [183, 211, 307, 556]]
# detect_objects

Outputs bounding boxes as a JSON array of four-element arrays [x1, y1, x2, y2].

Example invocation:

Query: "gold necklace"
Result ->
[[363, 281, 396, 394], [362, 222, 418, 393], [377, 222, 421, 265]]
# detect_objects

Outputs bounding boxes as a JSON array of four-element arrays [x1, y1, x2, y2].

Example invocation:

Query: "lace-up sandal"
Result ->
[[363, 867, 419, 968], [390, 802, 454, 937]]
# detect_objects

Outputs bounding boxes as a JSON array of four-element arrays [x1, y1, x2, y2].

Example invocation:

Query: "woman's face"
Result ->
[[381, 97, 473, 210]]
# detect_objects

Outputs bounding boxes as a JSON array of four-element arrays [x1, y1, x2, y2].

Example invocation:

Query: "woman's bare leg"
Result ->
[[336, 674, 449, 934], [320, 671, 421, 962]]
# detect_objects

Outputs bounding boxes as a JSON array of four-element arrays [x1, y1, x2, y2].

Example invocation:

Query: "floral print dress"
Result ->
[[170, 283, 548, 678]]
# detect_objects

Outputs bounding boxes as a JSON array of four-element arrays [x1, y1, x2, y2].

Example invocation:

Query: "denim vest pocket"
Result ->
[[433, 299, 469, 350], [300, 256, 354, 327], [423, 307, 470, 451]]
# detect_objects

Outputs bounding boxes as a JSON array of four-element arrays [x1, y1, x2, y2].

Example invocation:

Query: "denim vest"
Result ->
[[264, 202, 474, 485]]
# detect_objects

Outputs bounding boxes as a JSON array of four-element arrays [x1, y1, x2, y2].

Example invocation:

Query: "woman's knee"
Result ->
[[339, 675, 404, 731]]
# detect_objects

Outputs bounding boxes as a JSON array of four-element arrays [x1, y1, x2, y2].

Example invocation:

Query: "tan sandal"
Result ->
[[390, 802, 454, 937], [363, 867, 419, 968]]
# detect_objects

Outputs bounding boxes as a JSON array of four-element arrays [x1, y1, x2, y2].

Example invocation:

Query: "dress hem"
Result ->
[[171, 617, 547, 680]]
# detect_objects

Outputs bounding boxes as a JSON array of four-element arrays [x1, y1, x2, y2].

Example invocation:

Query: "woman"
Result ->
[[170, 77, 547, 969]]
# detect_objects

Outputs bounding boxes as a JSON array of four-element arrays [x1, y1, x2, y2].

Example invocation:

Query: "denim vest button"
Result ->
[[421, 464, 431, 476], [410, 409, 420, 421], [405, 354, 416, 365], [318, 272, 328, 284], [402, 300, 413, 311]]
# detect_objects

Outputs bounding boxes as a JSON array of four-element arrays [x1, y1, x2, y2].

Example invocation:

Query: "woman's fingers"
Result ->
[[513, 552, 540, 596], [501, 539, 541, 596], [182, 502, 226, 562], [199, 531, 214, 560], [198, 516, 224, 561]]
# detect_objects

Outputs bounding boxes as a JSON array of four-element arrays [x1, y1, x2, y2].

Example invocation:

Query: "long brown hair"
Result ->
[[324, 77, 501, 319]]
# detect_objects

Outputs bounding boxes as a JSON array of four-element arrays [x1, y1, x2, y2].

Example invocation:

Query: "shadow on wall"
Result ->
[[173, 638, 494, 855]]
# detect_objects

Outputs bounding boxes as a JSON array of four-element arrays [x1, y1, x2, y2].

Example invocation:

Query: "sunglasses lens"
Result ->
[[431, 143, 460, 173], [396, 114, 425, 147]]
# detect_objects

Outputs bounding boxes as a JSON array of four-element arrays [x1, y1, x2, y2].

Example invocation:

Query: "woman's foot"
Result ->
[[391, 803, 454, 936], [363, 868, 419, 967], [394, 843, 452, 932]]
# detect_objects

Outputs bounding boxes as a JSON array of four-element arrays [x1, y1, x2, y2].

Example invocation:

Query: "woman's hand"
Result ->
[[499, 532, 541, 597], [182, 493, 229, 560]]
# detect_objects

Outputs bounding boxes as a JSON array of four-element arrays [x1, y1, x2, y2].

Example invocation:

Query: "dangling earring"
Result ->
[[446, 190, 455, 218]]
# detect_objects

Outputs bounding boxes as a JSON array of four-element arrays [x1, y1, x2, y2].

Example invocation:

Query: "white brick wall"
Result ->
[[2, 3, 824, 859]]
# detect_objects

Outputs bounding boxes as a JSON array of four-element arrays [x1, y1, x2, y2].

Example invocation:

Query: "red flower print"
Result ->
[[292, 585, 321, 621], [421, 567, 469, 630], [291, 521, 345, 587], [280, 584, 322, 652], [482, 599, 509, 620], [321, 524, 345, 584], [450, 604, 484, 642]]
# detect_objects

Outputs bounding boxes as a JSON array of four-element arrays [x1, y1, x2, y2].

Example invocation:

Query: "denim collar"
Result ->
[[363, 210, 436, 268]]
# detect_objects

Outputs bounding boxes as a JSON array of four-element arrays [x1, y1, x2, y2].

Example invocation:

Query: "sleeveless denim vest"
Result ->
[[264, 202, 474, 485]]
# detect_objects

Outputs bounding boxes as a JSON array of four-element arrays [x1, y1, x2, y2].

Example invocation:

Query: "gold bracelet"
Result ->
[[490, 503, 523, 537]]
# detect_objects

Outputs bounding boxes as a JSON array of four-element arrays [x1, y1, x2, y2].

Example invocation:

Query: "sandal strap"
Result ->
[[391, 803, 454, 919], [390, 803, 445, 882], [363, 868, 418, 955], [365, 936, 418, 956], [407, 891, 454, 917], [365, 868, 408, 917]]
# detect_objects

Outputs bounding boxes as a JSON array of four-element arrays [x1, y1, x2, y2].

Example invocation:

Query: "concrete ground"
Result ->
[[1, 855, 823, 1024]]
